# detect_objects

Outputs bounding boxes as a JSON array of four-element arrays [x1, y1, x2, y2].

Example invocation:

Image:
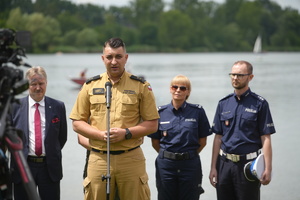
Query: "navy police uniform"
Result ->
[[212, 89, 276, 200], [148, 101, 211, 200]]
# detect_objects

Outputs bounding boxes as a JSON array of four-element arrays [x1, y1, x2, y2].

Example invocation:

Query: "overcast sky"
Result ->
[[70, 0, 300, 11]]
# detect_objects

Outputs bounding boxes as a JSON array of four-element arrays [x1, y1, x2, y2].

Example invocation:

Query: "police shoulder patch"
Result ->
[[86, 75, 101, 84], [130, 75, 145, 84]]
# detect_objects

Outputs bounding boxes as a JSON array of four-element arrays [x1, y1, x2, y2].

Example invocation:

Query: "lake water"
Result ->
[[18, 52, 300, 200]]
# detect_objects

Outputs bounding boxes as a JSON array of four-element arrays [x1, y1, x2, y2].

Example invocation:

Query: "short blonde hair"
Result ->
[[170, 75, 191, 100], [26, 66, 47, 81]]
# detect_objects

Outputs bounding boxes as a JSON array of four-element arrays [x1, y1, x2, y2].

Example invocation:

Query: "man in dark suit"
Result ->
[[11, 66, 67, 200]]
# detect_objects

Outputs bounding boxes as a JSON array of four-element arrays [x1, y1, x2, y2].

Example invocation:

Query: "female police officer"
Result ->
[[148, 75, 211, 200]]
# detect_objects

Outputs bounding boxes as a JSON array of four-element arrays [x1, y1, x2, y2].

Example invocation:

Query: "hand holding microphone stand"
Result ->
[[102, 82, 112, 200]]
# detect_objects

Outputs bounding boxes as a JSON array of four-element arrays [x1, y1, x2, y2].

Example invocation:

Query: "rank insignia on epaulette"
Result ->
[[93, 88, 105, 95], [86, 75, 101, 84], [130, 75, 145, 83]]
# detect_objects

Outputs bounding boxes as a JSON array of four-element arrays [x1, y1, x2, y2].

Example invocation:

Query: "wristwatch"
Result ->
[[125, 128, 132, 140]]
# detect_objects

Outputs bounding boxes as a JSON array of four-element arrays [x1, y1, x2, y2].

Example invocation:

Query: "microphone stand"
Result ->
[[102, 82, 111, 200]]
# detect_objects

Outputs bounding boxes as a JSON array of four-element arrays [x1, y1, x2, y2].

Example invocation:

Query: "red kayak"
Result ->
[[71, 77, 86, 85], [71, 69, 87, 85]]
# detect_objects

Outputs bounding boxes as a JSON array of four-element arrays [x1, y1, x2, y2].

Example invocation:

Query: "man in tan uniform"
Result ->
[[70, 37, 159, 200]]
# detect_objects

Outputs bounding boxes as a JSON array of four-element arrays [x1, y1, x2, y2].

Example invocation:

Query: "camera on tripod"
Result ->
[[0, 28, 41, 200], [0, 28, 31, 97]]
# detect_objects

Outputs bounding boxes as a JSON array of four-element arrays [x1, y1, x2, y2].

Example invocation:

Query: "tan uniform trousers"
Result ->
[[83, 147, 150, 200]]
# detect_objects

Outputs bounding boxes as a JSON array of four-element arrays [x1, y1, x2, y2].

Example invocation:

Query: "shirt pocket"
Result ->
[[220, 112, 234, 132], [158, 122, 173, 137], [89, 94, 106, 116], [182, 120, 198, 135], [241, 112, 257, 131], [182, 121, 199, 143], [121, 94, 139, 116]]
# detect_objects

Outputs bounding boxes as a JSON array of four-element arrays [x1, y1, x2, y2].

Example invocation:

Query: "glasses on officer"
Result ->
[[171, 85, 188, 91], [228, 73, 251, 79]]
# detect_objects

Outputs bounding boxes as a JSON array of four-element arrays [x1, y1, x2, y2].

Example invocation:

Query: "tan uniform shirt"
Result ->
[[70, 71, 159, 151]]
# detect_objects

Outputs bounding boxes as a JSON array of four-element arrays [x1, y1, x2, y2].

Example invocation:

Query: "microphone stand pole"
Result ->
[[102, 82, 111, 200]]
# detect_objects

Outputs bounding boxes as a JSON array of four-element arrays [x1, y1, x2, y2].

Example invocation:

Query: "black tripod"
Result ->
[[0, 95, 40, 200]]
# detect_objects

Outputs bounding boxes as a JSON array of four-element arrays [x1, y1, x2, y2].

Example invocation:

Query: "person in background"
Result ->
[[148, 75, 211, 200], [77, 134, 120, 200], [11, 66, 67, 200], [70, 37, 159, 200], [209, 60, 276, 200], [77, 134, 90, 179]]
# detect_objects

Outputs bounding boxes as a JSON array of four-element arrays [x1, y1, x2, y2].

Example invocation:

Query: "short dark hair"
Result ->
[[103, 38, 126, 50], [234, 60, 253, 74]]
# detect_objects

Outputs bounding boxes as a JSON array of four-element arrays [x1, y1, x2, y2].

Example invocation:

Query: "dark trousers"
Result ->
[[155, 155, 203, 200], [216, 155, 261, 200], [13, 161, 60, 200]]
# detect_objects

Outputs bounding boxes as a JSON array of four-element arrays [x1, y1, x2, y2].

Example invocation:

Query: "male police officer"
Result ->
[[209, 60, 275, 200]]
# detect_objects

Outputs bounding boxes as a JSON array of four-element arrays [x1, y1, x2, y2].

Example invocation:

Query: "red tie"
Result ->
[[34, 103, 42, 156]]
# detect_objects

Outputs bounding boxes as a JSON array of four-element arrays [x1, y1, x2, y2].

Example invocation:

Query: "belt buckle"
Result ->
[[227, 154, 240, 162], [175, 153, 186, 160], [36, 158, 44, 162]]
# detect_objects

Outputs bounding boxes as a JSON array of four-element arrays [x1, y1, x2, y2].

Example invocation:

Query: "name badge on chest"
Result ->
[[93, 88, 105, 95]]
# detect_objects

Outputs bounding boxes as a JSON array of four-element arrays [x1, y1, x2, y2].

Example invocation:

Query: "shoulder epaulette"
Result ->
[[157, 105, 168, 112], [250, 92, 265, 102], [86, 75, 101, 84], [189, 103, 203, 109], [130, 75, 145, 84], [220, 93, 234, 101]]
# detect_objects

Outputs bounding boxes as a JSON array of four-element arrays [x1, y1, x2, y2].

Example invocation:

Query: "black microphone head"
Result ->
[[105, 81, 112, 87]]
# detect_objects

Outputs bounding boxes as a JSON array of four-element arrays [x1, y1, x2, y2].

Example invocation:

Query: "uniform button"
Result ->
[[177, 169, 180, 173]]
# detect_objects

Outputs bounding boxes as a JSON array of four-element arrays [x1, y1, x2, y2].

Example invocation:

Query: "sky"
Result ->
[[70, 0, 300, 11]]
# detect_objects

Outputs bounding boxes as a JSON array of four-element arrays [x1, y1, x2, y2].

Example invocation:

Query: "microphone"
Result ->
[[105, 81, 112, 108]]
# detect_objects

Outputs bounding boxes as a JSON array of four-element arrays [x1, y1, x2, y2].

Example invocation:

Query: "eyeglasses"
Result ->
[[228, 73, 251, 79], [171, 85, 187, 91]]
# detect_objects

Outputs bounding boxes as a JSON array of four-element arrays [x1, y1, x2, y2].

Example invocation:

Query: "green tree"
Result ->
[[214, 0, 245, 24], [76, 4, 105, 27], [63, 30, 78, 46], [98, 13, 123, 41], [271, 8, 300, 50], [57, 11, 85, 34], [139, 22, 159, 46], [130, 0, 164, 28], [235, 1, 263, 43], [6, 7, 27, 31], [158, 10, 193, 51], [25, 13, 61, 52], [76, 28, 99, 47]]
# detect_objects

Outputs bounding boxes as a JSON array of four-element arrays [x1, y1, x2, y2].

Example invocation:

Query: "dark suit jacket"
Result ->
[[11, 96, 67, 183]]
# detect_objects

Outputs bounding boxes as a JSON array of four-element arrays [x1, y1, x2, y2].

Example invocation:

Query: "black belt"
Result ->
[[162, 150, 197, 160], [91, 146, 140, 155], [27, 156, 46, 163]]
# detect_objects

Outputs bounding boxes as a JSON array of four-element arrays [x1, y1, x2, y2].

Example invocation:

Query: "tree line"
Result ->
[[1, 0, 300, 53]]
